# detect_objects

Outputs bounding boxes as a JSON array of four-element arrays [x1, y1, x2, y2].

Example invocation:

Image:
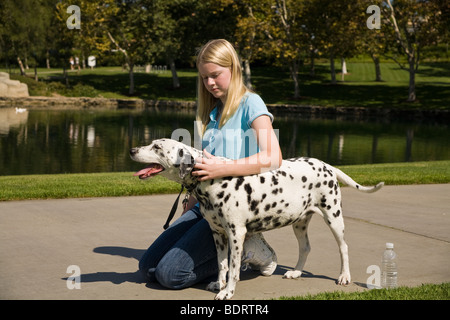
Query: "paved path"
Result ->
[[0, 184, 449, 300]]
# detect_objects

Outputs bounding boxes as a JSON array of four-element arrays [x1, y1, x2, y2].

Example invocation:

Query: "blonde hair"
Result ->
[[196, 39, 249, 135]]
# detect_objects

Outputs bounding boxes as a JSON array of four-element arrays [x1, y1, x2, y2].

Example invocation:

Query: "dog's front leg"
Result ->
[[215, 228, 246, 300], [206, 232, 228, 294]]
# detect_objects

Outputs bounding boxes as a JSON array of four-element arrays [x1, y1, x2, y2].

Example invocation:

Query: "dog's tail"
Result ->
[[333, 167, 384, 193]]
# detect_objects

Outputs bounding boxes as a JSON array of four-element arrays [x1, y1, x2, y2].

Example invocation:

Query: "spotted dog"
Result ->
[[130, 138, 384, 300]]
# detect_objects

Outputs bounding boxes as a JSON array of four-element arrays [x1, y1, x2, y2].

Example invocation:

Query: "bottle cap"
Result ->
[[386, 242, 394, 249]]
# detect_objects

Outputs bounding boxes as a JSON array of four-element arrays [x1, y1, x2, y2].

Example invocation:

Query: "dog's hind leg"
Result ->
[[206, 231, 228, 293], [329, 216, 351, 285], [322, 207, 351, 285], [283, 214, 313, 279]]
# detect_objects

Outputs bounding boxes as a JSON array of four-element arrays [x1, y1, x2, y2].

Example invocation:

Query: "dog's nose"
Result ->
[[129, 148, 139, 156]]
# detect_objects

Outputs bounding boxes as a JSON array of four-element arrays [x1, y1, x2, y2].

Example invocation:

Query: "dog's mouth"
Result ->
[[134, 163, 165, 180]]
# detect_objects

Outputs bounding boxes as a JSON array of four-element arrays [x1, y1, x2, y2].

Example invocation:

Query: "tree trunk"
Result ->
[[371, 54, 382, 81], [243, 59, 252, 90], [407, 57, 416, 102], [289, 60, 300, 99], [169, 58, 180, 89], [128, 63, 135, 95], [330, 52, 336, 84], [309, 48, 315, 77], [17, 56, 26, 75], [46, 50, 51, 69]]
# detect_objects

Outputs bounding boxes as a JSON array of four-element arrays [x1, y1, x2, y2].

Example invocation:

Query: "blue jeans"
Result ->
[[138, 206, 218, 289]]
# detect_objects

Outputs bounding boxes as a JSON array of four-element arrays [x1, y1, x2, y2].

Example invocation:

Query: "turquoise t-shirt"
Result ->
[[202, 92, 273, 160]]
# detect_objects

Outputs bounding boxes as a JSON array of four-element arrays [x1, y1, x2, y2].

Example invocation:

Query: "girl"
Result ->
[[139, 39, 282, 290]]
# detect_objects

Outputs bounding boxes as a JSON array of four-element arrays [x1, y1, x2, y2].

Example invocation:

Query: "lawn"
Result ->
[[279, 282, 449, 300], [7, 61, 450, 110], [1, 160, 449, 201]]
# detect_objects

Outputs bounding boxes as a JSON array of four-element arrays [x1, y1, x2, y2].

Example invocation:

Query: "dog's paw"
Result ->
[[337, 273, 351, 286], [283, 270, 302, 279], [215, 289, 233, 300], [206, 281, 221, 292]]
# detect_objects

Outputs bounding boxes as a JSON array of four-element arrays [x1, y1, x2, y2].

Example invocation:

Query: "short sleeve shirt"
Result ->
[[202, 93, 273, 160]]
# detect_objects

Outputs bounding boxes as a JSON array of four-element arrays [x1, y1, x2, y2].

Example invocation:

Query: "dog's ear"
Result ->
[[179, 151, 196, 180]]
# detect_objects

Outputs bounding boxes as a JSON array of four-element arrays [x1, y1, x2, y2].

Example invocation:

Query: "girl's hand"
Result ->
[[192, 149, 228, 181]]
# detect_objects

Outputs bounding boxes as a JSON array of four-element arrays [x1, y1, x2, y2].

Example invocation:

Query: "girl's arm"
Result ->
[[192, 115, 282, 181]]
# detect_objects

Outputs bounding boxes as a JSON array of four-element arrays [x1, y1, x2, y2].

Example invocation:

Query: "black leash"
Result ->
[[163, 185, 185, 230]]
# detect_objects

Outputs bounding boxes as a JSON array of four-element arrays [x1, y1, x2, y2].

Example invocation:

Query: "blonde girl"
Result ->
[[138, 39, 281, 290]]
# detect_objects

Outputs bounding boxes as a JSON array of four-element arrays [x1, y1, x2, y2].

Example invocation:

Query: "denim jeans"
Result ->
[[138, 206, 218, 289]]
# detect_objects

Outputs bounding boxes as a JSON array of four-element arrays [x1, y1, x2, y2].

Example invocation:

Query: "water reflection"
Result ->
[[0, 107, 448, 175], [0, 108, 29, 135]]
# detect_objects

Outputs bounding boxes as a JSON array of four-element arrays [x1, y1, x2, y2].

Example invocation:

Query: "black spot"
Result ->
[[244, 183, 252, 195], [302, 176, 307, 182], [178, 149, 184, 157], [272, 176, 279, 185], [264, 204, 271, 211], [308, 183, 313, 190], [280, 171, 287, 177], [315, 182, 321, 188], [217, 191, 225, 199], [328, 180, 334, 188], [250, 200, 259, 211], [224, 194, 230, 203], [235, 177, 244, 190], [334, 210, 341, 217], [271, 202, 277, 208], [260, 176, 265, 183], [221, 182, 228, 189]]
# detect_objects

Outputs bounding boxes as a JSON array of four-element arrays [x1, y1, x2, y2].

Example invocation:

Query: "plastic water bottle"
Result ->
[[381, 242, 398, 289]]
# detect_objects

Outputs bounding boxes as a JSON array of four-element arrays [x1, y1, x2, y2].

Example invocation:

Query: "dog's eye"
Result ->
[[153, 144, 161, 150], [178, 149, 184, 157]]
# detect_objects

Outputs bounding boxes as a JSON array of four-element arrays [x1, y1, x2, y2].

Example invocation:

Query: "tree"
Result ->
[[0, 0, 53, 75], [309, 0, 362, 84], [383, 0, 442, 102], [234, 0, 269, 89], [264, 0, 306, 99]]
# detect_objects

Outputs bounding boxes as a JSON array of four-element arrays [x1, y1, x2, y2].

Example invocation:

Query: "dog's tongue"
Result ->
[[134, 164, 164, 179]]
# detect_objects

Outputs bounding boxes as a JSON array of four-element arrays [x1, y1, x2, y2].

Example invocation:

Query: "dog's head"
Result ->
[[130, 138, 202, 185]]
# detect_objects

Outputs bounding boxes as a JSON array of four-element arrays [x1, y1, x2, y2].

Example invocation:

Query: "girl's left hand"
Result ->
[[193, 149, 228, 181]]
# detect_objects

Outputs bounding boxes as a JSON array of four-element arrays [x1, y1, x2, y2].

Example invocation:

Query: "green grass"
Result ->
[[279, 283, 449, 300], [0, 161, 448, 201], [0, 172, 180, 201], [338, 160, 450, 186], [6, 61, 450, 110]]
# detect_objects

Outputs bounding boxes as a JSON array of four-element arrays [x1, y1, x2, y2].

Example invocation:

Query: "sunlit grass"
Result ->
[[1, 160, 448, 201]]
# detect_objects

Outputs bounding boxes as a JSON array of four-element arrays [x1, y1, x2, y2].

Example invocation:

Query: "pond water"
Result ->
[[0, 107, 449, 175]]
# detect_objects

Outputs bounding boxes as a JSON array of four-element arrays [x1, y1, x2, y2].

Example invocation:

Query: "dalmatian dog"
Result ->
[[130, 139, 383, 300]]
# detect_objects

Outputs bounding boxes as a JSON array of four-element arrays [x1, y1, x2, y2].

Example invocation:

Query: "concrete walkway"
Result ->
[[0, 184, 449, 300]]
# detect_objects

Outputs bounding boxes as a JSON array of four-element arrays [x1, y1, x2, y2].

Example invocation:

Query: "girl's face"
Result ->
[[198, 62, 232, 102]]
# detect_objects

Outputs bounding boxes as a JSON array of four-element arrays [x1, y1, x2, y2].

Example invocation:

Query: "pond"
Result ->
[[0, 107, 449, 175]]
